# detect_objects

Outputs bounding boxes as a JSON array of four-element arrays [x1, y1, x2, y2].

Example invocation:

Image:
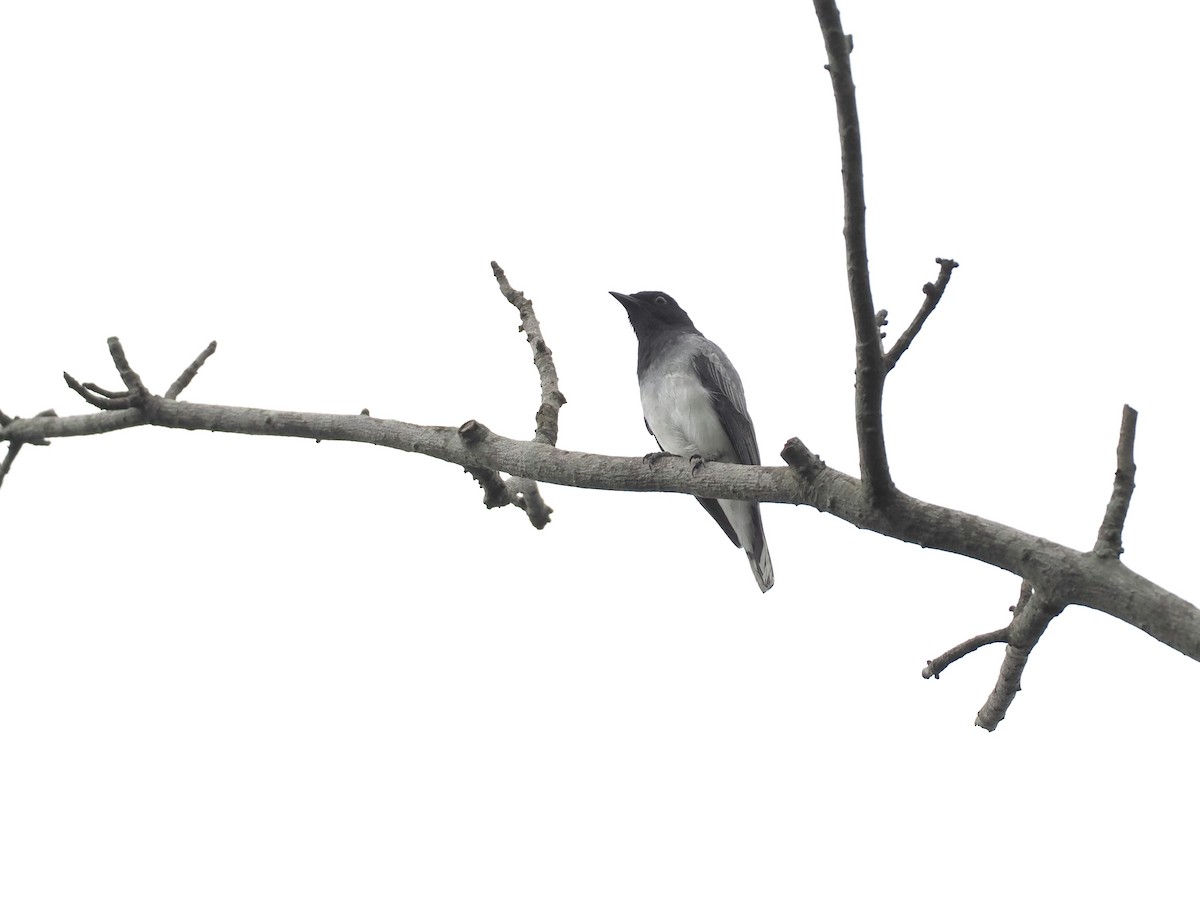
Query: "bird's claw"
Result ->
[[689, 454, 706, 475], [643, 451, 677, 466]]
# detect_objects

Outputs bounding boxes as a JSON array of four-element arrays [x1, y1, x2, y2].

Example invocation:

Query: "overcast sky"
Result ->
[[3, 2, 1199, 897]]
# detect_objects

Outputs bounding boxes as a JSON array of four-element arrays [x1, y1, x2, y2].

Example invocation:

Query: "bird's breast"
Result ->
[[640, 367, 735, 461]]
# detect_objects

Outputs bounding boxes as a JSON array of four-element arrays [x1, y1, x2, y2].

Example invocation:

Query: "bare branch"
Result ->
[[2, 386, 1197, 676], [1094, 405, 1138, 559], [63, 372, 135, 410], [923, 581, 1033, 681], [976, 583, 1063, 731], [81, 382, 126, 399], [107, 337, 149, 399], [166, 341, 218, 400], [456, 263, 563, 529], [490, 261, 566, 447], [813, 0, 892, 506], [0, 443, 22, 489], [884, 258, 959, 372], [922, 628, 1007, 680], [0, 410, 56, 490]]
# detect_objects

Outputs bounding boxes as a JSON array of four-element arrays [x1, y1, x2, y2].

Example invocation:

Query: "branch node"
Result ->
[[459, 419, 490, 445], [781, 437, 826, 479]]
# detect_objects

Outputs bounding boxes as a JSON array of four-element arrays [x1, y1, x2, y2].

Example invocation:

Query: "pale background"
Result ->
[[2, 1, 1198, 896]]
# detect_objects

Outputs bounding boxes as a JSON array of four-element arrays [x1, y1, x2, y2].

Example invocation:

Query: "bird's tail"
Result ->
[[747, 541, 774, 593]]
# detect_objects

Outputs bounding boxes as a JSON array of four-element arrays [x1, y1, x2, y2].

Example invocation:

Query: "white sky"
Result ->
[[3, 1, 1199, 896]]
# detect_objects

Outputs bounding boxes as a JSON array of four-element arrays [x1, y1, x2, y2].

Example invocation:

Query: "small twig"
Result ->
[[63, 372, 135, 410], [0, 410, 57, 490], [922, 628, 1008, 680], [0, 443, 22, 489], [923, 581, 1032, 680], [813, 0, 892, 506], [166, 341, 218, 400], [82, 382, 126, 399], [1094, 405, 1138, 559], [884, 258, 959, 372]]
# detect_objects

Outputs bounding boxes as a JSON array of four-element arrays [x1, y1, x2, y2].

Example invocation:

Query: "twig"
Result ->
[[0, 410, 57, 490], [490, 261, 566, 446], [813, 0, 892, 506], [459, 262, 564, 529], [81, 382, 126, 399], [923, 579, 1063, 729], [107, 337, 149, 399], [166, 341, 218, 400], [922, 628, 1008, 680], [63, 372, 135, 410], [923, 581, 1032, 680], [0, 443, 22, 489], [1094, 405, 1138, 559], [884, 258, 959, 372]]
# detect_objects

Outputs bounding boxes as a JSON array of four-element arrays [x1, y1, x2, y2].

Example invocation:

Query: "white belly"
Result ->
[[640, 370, 736, 463]]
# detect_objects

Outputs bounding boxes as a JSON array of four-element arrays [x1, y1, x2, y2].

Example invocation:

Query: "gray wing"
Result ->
[[692, 342, 761, 467], [646, 416, 741, 549]]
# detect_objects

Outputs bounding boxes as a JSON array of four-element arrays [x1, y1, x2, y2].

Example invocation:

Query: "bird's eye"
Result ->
[[655, 296, 667, 306]]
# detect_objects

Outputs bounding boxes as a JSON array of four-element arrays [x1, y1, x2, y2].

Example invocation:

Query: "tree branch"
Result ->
[[473, 261, 564, 530], [4, 354, 1196, 688], [166, 340, 218, 400], [922, 628, 1008, 680], [975, 584, 1063, 731], [0, 409, 56, 490], [814, 0, 892, 505], [1094, 405, 1138, 559], [490, 261, 566, 447], [884, 258, 959, 372]]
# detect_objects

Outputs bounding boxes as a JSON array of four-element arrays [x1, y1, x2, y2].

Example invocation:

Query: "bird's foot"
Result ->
[[643, 451, 677, 466], [688, 454, 706, 475]]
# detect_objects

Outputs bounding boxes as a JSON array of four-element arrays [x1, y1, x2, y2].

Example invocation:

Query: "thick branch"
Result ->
[[814, 0, 891, 505], [884, 258, 959, 372], [1094, 405, 1138, 559], [4, 398, 1197, 673]]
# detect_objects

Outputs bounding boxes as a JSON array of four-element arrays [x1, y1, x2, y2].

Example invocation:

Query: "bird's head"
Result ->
[[610, 291, 696, 338]]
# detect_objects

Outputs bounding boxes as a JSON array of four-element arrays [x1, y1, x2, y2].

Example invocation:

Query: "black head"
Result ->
[[609, 291, 697, 339]]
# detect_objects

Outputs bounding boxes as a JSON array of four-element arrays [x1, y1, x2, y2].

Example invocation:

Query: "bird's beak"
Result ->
[[610, 291, 634, 309]]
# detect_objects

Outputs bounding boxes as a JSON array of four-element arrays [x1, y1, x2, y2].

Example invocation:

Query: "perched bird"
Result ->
[[611, 290, 774, 592]]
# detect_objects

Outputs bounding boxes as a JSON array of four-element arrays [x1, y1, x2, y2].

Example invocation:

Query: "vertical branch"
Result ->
[[813, 0, 892, 505], [1094, 405, 1138, 559]]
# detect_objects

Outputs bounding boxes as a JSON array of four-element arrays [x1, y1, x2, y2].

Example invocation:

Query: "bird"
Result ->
[[610, 290, 774, 592]]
